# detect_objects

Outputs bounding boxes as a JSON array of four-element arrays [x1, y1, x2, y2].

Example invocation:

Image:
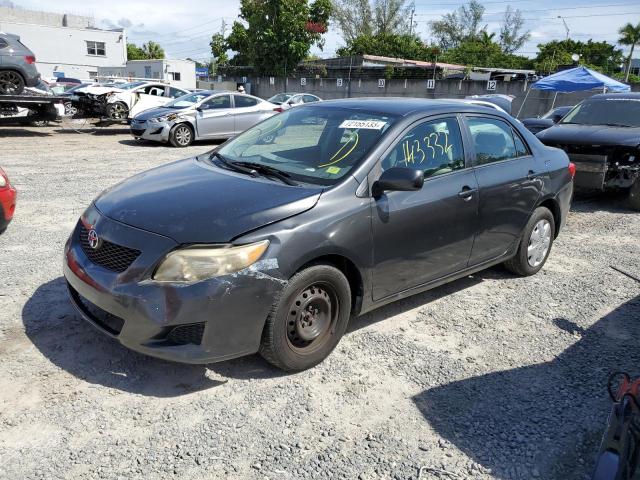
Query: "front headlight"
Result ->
[[153, 240, 269, 283], [150, 113, 178, 123]]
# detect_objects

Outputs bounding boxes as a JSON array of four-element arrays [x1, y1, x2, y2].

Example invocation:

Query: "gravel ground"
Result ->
[[0, 124, 639, 480]]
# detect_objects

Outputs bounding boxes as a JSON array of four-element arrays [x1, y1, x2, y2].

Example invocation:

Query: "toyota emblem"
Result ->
[[87, 229, 100, 250]]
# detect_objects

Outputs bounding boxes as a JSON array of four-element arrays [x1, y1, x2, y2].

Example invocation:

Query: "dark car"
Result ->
[[63, 98, 574, 371], [522, 106, 573, 134], [0, 33, 40, 94], [536, 93, 640, 210]]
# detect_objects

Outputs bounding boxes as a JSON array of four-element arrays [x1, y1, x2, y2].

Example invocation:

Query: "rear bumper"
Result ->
[[62, 208, 285, 364]]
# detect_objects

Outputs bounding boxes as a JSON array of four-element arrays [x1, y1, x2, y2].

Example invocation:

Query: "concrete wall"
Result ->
[[0, 6, 91, 29], [97, 60, 196, 89], [0, 21, 126, 80], [228, 76, 640, 118]]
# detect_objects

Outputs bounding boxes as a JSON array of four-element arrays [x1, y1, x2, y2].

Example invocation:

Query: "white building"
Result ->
[[0, 6, 126, 81], [97, 59, 196, 89]]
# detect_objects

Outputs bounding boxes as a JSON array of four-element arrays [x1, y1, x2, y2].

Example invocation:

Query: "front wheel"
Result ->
[[106, 101, 128, 120], [260, 265, 351, 372], [504, 206, 555, 276], [169, 123, 193, 147]]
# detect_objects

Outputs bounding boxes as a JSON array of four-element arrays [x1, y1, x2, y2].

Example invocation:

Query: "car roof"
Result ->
[[306, 97, 505, 117], [587, 92, 640, 101]]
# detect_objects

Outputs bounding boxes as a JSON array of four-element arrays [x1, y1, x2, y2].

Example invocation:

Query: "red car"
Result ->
[[0, 167, 16, 232]]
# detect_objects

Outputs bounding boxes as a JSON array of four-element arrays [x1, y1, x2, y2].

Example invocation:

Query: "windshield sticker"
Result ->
[[339, 120, 386, 130], [319, 132, 360, 167], [325, 166, 341, 174]]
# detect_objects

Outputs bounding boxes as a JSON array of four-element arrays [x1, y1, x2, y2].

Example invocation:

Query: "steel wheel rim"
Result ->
[[527, 219, 551, 267], [64, 102, 77, 116], [286, 282, 338, 353], [0, 71, 21, 93], [175, 126, 191, 145]]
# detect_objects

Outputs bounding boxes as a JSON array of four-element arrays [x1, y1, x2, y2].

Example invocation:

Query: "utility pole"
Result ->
[[409, 6, 416, 37], [557, 16, 569, 40]]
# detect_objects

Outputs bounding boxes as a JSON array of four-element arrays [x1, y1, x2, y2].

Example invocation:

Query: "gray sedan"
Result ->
[[130, 90, 277, 147]]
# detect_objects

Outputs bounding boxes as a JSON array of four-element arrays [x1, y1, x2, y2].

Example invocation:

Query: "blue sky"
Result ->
[[5, 0, 640, 62]]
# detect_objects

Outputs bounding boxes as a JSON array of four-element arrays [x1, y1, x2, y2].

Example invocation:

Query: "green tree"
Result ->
[[533, 39, 624, 75], [142, 41, 165, 59], [126, 43, 147, 60], [429, 0, 486, 50], [210, 32, 229, 71], [440, 36, 531, 69], [226, 0, 332, 76], [331, 0, 411, 43], [499, 6, 530, 54], [618, 22, 640, 82], [336, 33, 435, 60]]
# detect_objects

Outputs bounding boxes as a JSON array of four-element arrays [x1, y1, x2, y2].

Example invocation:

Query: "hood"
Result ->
[[77, 86, 124, 96], [94, 157, 321, 243], [133, 106, 188, 121], [536, 124, 640, 148]]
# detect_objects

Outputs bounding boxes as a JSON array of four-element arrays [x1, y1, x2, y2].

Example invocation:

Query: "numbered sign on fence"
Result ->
[[269, 77, 275, 85], [426, 79, 435, 90], [487, 80, 497, 91], [378, 79, 385, 88], [242, 76, 247, 83], [300, 77, 307, 86], [337, 78, 343, 87]]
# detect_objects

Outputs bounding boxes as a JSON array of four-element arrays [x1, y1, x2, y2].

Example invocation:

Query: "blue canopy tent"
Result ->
[[516, 66, 631, 117]]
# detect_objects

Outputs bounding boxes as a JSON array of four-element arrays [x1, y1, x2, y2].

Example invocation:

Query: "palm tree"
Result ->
[[142, 41, 165, 60], [618, 22, 640, 82]]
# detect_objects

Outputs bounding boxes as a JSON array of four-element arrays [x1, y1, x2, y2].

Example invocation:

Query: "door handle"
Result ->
[[458, 186, 477, 201]]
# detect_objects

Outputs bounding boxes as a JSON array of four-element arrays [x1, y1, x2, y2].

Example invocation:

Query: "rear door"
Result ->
[[232, 95, 266, 134], [195, 94, 234, 138], [464, 115, 545, 265], [371, 115, 479, 300]]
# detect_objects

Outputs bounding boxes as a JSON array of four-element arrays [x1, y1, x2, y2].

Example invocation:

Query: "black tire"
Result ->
[[259, 265, 351, 372], [106, 101, 128, 120], [0, 70, 25, 95], [169, 123, 194, 147], [504, 206, 555, 276], [30, 120, 49, 127], [629, 179, 640, 211]]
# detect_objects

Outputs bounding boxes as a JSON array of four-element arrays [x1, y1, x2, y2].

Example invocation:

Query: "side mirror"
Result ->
[[372, 167, 424, 198]]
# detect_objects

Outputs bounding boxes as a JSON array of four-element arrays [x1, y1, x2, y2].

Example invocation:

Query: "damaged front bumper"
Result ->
[[569, 147, 639, 191], [130, 118, 173, 143], [63, 207, 286, 364]]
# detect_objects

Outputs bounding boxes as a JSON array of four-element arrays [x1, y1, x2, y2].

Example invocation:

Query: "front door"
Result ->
[[464, 115, 544, 265], [371, 116, 479, 301], [196, 94, 234, 138]]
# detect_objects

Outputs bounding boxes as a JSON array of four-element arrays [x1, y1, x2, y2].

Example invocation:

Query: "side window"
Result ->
[[512, 130, 530, 157], [202, 95, 231, 109], [169, 87, 186, 99], [381, 117, 465, 178], [303, 95, 318, 103], [467, 117, 517, 165], [234, 95, 259, 108]]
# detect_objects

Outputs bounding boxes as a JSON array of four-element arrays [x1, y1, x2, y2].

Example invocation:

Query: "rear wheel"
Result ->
[[106, 101, 128, 120], [629, 179, 640, 211], [0, 70, 25, 95], [504, 206, 555, 276], [169, 123, 193, 147], [260, 265, 351, 372]]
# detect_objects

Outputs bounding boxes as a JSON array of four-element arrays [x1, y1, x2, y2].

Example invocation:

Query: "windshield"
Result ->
[[118, 81, 147, 90], [214, 107, 398, 186], [561, 98, 640, 127], [268, 93, 293, 104], [166, 92, 212, 108]]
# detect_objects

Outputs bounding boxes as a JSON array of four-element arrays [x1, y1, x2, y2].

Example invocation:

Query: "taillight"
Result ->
[[24, 55, 36, 64], [568, 162, 576, 179], [273, 107, 283, 113]]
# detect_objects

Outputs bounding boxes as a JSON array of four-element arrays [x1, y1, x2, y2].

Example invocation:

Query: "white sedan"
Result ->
[[104, 82, 190, 120]]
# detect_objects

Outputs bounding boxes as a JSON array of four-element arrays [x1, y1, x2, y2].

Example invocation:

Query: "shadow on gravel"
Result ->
[[413, 294, 640, 480], [118, 139, 225, 148], [22, 277, 228, 397], [0, 128, 51, 137], [571, 190, 637, 214]]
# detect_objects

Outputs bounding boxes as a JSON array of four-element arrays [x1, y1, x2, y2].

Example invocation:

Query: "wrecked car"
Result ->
[[64, 98, 573, 371], [536, 93, 640, 210], [130, 90, 277, 147], [105, 82, 190, 120]]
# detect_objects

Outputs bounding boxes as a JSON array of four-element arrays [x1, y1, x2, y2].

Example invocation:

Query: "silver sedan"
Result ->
[[130, 90, 277, 147]]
